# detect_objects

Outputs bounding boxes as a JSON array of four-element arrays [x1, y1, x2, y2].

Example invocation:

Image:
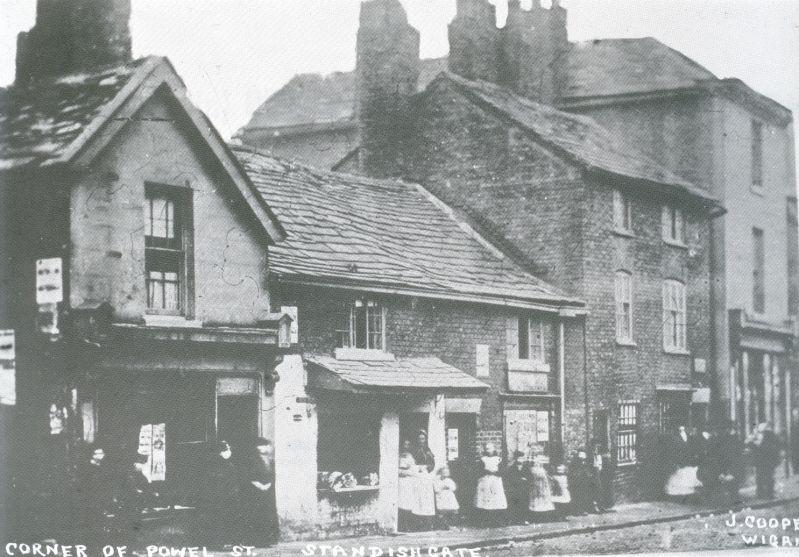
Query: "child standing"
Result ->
[[473, 443, 508, 526], [435, 466, 460, 528]]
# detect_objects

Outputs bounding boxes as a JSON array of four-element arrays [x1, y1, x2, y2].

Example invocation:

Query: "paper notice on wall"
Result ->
[[138, 424, 153, 455], [281, 306, 299, 344], [36, 257, 63, 305], [446, 427, 459, 462], [536, 410, 550, 442], [0, 330, 16, 406], [151, 423, 166, 482]]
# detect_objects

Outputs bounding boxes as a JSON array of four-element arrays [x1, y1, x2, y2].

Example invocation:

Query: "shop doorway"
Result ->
[[400, 412, 429, 446], [216, 377, 260, 462]]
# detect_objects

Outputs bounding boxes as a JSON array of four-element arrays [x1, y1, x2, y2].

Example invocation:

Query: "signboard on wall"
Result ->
[[0, 330, 15, 406], [476, 344, 490, 377]]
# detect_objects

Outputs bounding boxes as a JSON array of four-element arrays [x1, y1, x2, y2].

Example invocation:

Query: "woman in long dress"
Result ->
[[528, 455, 556, 521], [665, 426, 702, 501], [411, 430, 437, 530], [398, 439, 417, 532], [473, 443, 507, 526]]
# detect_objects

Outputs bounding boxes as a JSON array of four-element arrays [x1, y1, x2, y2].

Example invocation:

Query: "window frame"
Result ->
[[662, 205, 685, 246], [662, 279, 688, 353], [752, 227, 766, 315], [516, 316, 547, 363], [614, 271, 634, 345], [613, 189, 633, 234], [616, 401, 639, 466], [751, 119, 764, 192], [144, 184, 192, 316], [336, 299, 386, 352]]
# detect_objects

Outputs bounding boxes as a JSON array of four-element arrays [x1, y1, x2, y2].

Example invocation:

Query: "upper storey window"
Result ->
[[336, 299, 385, 351], [662, 206, 685, 245], [145, 186, 191, 314], [751, 120, 764, 191], [613, 190, 633, 234]]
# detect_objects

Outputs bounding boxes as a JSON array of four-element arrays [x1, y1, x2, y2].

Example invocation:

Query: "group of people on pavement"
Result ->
[[397, 434, 616, 532], [74, 437, 278, 548], [661, 420, 784, 506]]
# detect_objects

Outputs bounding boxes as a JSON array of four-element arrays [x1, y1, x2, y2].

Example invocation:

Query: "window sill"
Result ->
[[612, 228, 636, 239], [750, 184, 765, 197], [143, 314, 202, 328], [663, 348, 691, 356], [663, 239, 689, 250], [616, 340, 637, 348], [617, 461, 637, 468], [507, 359, 550, 373], [334, 347, 395, 361]]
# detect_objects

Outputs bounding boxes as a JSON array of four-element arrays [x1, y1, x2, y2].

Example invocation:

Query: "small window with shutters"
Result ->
[[506, 316, 546, 362]]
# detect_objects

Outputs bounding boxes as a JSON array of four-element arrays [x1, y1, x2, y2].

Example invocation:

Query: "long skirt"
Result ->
[[529, 472, 555, 512], [474, 474, 508, 510], [665, 466, 702, 496], [398, 476, 416, 512], [413, 474, 436, 517]]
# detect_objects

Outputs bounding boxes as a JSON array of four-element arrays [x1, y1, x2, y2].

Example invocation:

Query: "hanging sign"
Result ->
[[0, 330, 16, 406], [36, 258, 63, 305]]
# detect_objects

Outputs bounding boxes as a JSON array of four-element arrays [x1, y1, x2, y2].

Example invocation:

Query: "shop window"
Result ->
[[614, 271, 633, 344], [504, 409, 551, 460], [662, 206, 684, 245], [616, 401, 639, 465], [144, 185, 192, 315], [336, 299, 384, 350], [317, 410, 381, 491], [663, 280, 687, 352], [613, 190, 633, 233]]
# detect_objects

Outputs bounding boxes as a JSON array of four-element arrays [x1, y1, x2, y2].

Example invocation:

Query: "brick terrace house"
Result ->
[[0, 0, 292, 536], [233, 146, 585, 539], [238, 0, 725, 500], [238, 0, 799, 452]]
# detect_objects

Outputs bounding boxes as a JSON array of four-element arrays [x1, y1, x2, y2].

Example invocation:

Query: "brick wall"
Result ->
[[274, 283, 586, 458], [398, 79, 714, 499]]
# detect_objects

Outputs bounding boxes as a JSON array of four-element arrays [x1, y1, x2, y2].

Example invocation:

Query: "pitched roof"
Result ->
[[237, 37, 724, 135], [232, 146, 584, 310], [439, 72, 719, 206], [0, 56, 286, 242], [562, 37, 716, 100], [306, 355, 489, 393], [0, 59, 145, 170], [239, 57, 447, 133]]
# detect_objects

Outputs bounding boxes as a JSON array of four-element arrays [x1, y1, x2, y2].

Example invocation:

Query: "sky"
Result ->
[[0, 0, 797, 144]]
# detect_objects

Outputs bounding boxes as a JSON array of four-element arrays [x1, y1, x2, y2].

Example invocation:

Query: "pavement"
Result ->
[[255, 473, 799, 557]]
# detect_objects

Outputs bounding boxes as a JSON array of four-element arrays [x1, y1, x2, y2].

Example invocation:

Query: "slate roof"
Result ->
[[233, 145, 584, 309], [562, 37, 716, 100], [306, 355, 489, 393], [237, 37, 721, 135], [240, 57, 447, 133], [440, 72, 718, 205], [0, 58, 145, 170]]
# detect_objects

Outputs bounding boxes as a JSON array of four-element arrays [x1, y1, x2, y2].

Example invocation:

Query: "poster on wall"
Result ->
[[0, 330, 16, 406], [138, 422, 166, 482]]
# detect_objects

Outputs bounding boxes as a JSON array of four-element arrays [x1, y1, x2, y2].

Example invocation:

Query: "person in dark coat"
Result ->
[[717, 423, 746, 506], [749, 422, 782, 499], [503, 450, 530, 524], [116, 453, 156, 544], [76, 445, 115, 534], [203, 440, 243, 545], [567, 449, 597, 515], [592, 442, 616, 512], [242, 438, 278, 546], [687, 427, 706, 467]]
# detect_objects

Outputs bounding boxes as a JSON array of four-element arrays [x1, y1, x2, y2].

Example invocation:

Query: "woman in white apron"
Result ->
[[473, 443, 507, 526], [398, 439, 417, 532], [411, 430, 437, 530]]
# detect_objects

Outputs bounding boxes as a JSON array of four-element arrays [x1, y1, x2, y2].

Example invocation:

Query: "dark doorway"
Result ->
[[592, 409, 609, 453], [217, 395, 259, 456], [400, 412, 428, 445]]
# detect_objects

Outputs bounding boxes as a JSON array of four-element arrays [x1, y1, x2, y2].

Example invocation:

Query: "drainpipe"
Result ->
[[583, 315, 590, 447], [558, 319, 566, 457]]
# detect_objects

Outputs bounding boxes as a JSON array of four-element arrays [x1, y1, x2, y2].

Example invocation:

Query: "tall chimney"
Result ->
[[15, 0, 132, 83], [499, 0, 568, 104], [356, 0, 420, 178], [448, 0, 499, 83]]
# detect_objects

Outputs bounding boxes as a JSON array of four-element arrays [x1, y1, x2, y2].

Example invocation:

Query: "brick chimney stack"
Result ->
[[448, 0, 499, 83], [356, 0, 420, 178], [499, 0, 568, 104], [16, 0, 132, 83]]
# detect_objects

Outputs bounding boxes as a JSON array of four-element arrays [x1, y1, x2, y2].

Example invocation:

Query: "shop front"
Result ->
[[271, 354, 487, 541], [75, 321, 286, 508], [729, 310, 794, 438]]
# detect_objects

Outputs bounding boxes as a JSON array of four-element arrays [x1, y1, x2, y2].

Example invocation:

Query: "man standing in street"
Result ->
[[749, 422, 782, 499]]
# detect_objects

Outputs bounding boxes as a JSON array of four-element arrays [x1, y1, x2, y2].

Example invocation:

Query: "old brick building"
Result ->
[[238, 0, 731, 499], [0, 0, 292, 536], [234, 147, 586, 538]]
